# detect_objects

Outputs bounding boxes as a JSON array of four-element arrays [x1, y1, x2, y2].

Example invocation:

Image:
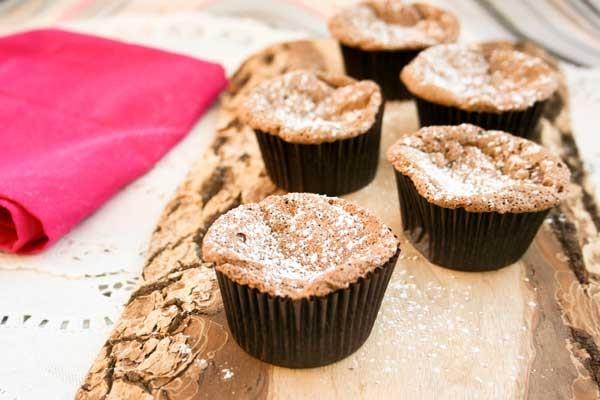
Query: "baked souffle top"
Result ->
[[386, 124, 570, 213], [238, 70, 382, 144], [401, 43, 559, 112], [328, 0, 459, 51], [202, 193, 399, 299]]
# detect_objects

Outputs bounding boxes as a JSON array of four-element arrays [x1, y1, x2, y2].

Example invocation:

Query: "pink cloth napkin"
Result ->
[[0, 29, 227, 253]]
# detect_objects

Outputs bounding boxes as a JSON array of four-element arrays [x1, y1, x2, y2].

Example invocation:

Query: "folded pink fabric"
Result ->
[[0, 29, 227, 253]]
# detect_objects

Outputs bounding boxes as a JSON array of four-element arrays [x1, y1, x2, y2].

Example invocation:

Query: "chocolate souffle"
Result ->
[[239, 70, 383, 195], [387, 124, 570, 271], [202, 193, 399, 367], [329, 0, 459, 100], [401, 43, 559, 139]]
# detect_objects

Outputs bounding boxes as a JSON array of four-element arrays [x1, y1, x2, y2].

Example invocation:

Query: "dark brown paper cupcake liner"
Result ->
[[216, 250, 399, 368], [340, 44, 420, 101], [414, 97, 547, 141], [254, 104, 383, 196], [395, 172, 548, 271]]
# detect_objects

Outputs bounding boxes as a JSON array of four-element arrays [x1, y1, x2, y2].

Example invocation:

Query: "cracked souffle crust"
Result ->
[[386, 124, 571, 213], [328, 0, 459, 51], [401, 43, 559, 112], [238, 70, 382, 144], [202, 193, 399, 299]]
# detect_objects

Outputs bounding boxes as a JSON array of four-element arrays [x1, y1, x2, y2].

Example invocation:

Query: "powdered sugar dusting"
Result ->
[[401, 43, 559, 112], [335, 244, 533, 396], [221, 368, 234, 381], [387, 124, 570, 213], [202, 193, 398, 299], [328, 1, 459, 51], [240, 70, 382, 144]]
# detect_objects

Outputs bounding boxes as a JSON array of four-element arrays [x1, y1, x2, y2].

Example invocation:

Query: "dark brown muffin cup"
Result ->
[[414, 97, 547, 141], [254, 103, 384, 196], [394, 172, 548, 271], [341, 44, 419, 101], [216, 249, 399, 368]]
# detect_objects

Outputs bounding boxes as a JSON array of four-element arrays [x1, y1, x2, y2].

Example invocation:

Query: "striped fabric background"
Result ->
[[0, 0, 599, 68]]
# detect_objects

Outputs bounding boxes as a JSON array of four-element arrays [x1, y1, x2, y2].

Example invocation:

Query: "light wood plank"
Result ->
[[75, 39, 600, 399]]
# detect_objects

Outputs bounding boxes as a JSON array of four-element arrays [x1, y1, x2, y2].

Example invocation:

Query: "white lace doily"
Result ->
[[564, 65, 600, 193], [0, 13, 306, 400]]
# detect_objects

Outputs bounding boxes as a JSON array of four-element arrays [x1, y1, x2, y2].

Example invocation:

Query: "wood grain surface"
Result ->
[[76, 39, 600, 399]]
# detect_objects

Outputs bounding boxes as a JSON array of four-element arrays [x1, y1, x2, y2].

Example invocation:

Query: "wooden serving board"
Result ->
[[76, 40, 600, 400]]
